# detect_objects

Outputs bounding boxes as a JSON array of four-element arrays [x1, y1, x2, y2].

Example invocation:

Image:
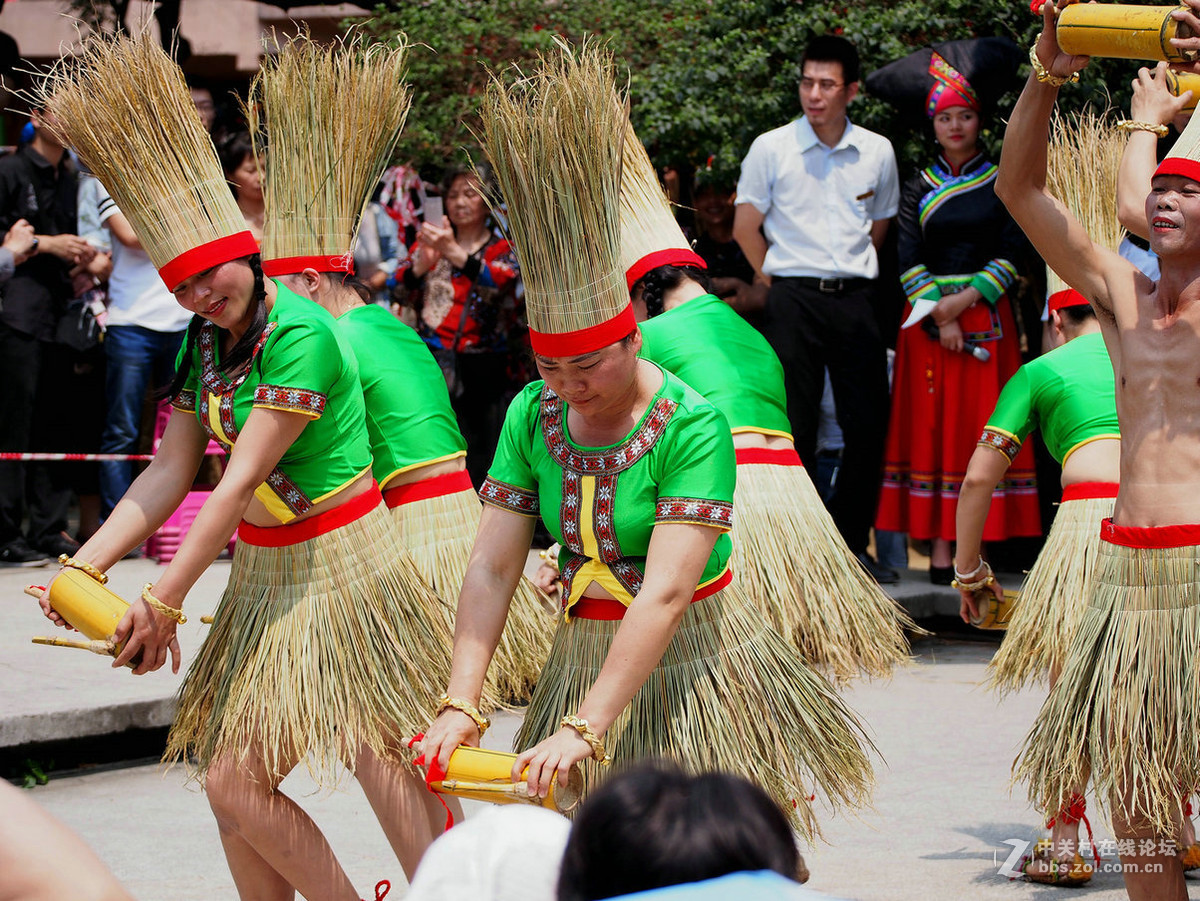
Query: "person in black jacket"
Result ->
[[0, 101, 97, 566]]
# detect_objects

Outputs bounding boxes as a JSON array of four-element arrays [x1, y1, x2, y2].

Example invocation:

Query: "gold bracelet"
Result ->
[[561, 714, 612, 766], [951, 560, 996, 593], [436, 695, 489, 736], [1029, 40, 1079, 87], [1116, 119, 1169, 137], [58, 554, 108, 584], [141, 584, 187, 624]]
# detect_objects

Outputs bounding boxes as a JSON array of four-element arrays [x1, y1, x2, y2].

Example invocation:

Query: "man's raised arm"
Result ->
[[995, 7, 1118, 312]]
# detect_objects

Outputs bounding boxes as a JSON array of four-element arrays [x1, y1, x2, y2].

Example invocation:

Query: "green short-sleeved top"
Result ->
[[978, 331, 1119, 465], [170, 282, 372, 523], [480, 365, 735, 618], [637, 293, 792, 439], [335, 303, 467, 486]]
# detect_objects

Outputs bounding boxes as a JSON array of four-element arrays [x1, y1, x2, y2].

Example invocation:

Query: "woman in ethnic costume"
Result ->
[[419, 43, 873, 847], [620, 120, 916, 680], [37, 35, 453, 899], [867, 39, 1041, 582], [955, 289, 1119, 885], [253, 36, 553, 704]]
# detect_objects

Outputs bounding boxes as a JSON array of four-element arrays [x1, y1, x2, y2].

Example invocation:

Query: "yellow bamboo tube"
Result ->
[[1166, 68, 1200, 113], [970, 589, 1019, 631], [428, 745, 583, 814], [1057, 5, 1199, 63]]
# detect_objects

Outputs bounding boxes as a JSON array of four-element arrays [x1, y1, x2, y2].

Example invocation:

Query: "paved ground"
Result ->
[[10, 557, 1198, 898]]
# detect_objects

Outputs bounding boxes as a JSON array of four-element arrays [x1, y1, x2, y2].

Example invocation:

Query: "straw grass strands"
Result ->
[[251, 32, 412, 263], [1045, 107, 1124, 295], [619, 118, 689, 275], [37, 31, 244, 273], [477, 38, 629, 337]]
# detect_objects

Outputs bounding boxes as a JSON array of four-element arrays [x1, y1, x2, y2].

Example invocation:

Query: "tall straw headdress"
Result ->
[[478, 39, 632, 356], [619, 119, 706, 290], [252, 33, 412, 278], [1045, 108, 1124, 298], [39, 32, 256, 291]]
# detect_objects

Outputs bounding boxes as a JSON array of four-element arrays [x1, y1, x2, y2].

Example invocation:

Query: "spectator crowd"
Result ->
[[0, 35, 1086, 584]]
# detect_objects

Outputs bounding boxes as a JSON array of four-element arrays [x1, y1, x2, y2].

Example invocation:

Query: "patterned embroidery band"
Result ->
[[253, 384, 328, 418], [978, 428, 1021, 463], [655, 496, 734, 529], [478, 477, 539, 516], [171, 389, 197, 414]]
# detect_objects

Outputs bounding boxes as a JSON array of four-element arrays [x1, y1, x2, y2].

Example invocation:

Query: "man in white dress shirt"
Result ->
[[734, 35, 900, 581]]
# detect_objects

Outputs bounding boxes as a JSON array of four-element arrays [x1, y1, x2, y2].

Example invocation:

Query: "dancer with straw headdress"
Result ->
[[618, 118, 916, 681], [251, 33, 553, 705], [419, 40, 874, 846], [998, 5, 1200, 896], [35, 32, 454, 898], [953, 110, 1122, 886]]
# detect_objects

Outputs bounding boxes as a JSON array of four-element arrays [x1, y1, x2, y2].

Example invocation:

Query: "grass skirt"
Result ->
[[165, 503, 454, 785], [390, 486, 554, 703], [732, 458, 917, 680], [989, 494, 1115, 694], [514, 583, 876, 841], [1016, 530, 1200, 834]]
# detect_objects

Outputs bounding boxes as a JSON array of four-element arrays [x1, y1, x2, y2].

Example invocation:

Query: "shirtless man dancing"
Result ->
[[996, 5, 1200, 900]]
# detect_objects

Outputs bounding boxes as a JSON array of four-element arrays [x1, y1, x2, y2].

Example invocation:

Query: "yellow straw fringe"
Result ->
[[390, 487, 555, 704], [165, 505, 453, 786], [40, 33, 247, 275], [989, 494, 1114, 694], [732, 461, 918, 681], [515, 583, 877, 842], [1016, 538, 1200, 836]]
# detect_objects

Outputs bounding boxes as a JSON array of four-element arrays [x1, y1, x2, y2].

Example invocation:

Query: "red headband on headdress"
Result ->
[[261, 254, 356, 278], [625, 248, 708, 290], [158, 231, 260, 292], [1155, 157, 1200, 184], [529, 305, 637, 357], [1048, 288, 1089, 313], [925, 52, 979, 118]]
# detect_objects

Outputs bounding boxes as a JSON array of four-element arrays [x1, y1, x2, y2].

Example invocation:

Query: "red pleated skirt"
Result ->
[[876, 295, 1041, 542]]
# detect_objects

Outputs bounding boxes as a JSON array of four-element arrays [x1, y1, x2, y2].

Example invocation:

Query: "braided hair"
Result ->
[[634, 263, 712, 318]]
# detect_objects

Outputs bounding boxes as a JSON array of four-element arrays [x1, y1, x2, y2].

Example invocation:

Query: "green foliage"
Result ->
[[358, 0, 1146, 184], [18, 757, 52, 789], [358, 0, 706, 178]]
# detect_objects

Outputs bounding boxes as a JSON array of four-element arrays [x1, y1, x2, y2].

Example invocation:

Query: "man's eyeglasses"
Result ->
[[800, 78, 845, 94]]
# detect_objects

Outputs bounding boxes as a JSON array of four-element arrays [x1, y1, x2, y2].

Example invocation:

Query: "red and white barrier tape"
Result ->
[[0, 452, 154, 462]]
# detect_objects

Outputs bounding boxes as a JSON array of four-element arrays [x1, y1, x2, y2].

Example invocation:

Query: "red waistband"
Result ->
[[383, 469, 474, 508], [735, 447, 803, 467], [237, 483, 382, 547], [1100, 516, 1200, 549], [570, 567, 733, 621], [1061, 481, 1119, 502]]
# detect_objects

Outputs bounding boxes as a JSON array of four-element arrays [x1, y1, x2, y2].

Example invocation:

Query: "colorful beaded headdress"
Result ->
[[865, 38, 1022, 122]]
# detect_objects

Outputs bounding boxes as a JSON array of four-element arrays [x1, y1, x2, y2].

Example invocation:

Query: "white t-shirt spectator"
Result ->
[[92, 178, 192, 333], [736, 116, 899, 280]]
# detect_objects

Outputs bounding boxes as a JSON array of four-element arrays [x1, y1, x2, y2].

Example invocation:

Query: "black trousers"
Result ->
[[0, 321, 76, 548], [762, 278, 890, 555]]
